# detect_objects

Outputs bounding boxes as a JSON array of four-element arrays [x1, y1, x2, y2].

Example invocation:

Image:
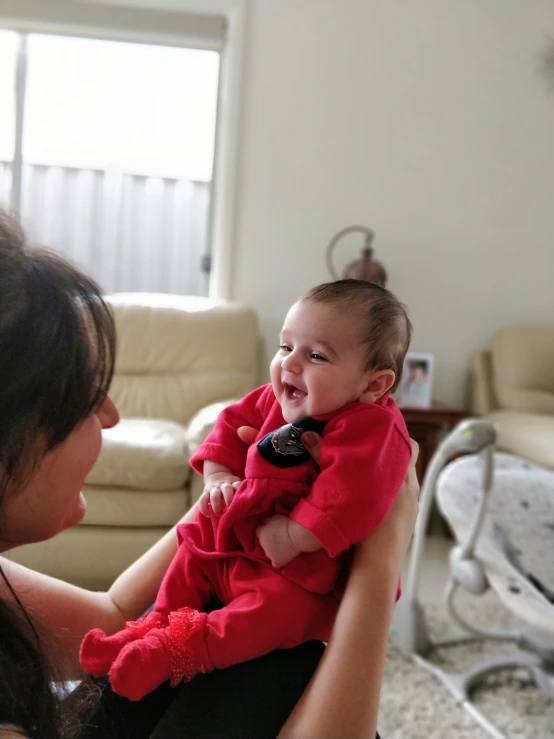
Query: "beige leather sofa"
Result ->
[[10, 293, 261, 589], [471, 325, 554, 470]]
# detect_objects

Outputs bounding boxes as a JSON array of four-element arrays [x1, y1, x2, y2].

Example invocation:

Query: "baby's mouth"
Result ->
[[283, 382, 307, 401]]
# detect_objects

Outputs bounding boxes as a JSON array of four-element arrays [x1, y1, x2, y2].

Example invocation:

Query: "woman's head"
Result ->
[[0, 210, 119, 549]]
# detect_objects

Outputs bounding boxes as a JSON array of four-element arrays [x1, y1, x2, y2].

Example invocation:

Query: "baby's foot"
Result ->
[[80, 612, 167, 677], [80, 628, 137, 677], [109, 629, 171, 701]]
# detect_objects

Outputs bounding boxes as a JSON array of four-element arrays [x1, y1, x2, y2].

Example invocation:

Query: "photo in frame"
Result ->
[[395, 352, 435, 409]]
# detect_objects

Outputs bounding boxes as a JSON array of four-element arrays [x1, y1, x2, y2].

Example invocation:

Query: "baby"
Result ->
[[80, 279, 413, 701]]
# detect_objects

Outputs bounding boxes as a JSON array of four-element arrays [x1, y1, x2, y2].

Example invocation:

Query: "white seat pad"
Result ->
[[86, 418, 189, 491], [437, 453, 554, 635]]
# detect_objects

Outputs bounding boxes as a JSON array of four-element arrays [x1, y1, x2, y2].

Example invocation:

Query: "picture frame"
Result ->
[[395, 352, 435, 409]]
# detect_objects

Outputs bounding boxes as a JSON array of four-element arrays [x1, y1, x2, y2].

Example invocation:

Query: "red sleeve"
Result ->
[[189, 385, 272, 477], [290, 406, 412, 557]]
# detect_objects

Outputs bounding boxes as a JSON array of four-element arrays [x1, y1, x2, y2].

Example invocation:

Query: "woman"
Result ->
[[0, 210, 419, 739]]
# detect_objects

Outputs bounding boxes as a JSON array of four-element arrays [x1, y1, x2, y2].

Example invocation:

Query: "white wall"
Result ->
[[79, 0, 554, 405], [231, 0, 554, 406]]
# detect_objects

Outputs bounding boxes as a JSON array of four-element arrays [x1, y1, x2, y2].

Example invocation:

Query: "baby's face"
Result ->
[[270, 300, 376, 423]]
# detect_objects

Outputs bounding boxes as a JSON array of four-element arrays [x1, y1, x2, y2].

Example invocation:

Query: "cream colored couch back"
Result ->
[[107, 293, 260, 422], [492, 325, 554, 414]]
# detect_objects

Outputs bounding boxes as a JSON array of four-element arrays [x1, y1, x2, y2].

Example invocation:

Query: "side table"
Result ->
[[400, 404, 468, 483]]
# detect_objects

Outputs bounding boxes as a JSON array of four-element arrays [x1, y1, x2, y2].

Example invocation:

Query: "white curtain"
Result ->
[[0, 161, 210, 296]]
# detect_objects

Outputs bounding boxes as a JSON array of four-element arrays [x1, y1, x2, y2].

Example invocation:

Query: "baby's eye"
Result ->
[[310, 352, 328, 362], [280, 344, 292, 353]]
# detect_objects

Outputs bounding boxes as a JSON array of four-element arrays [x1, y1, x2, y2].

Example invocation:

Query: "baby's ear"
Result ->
[[360, 370, 395, 402]]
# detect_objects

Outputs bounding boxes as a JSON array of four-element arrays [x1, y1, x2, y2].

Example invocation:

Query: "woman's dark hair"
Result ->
[[302, 279, 412, 392], [0, 210, 116, 738]]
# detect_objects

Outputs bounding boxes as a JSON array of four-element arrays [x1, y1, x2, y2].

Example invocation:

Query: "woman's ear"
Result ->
[[360, 370, 396, 403]]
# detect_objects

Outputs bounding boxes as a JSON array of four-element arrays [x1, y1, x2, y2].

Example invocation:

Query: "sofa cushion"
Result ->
[[86, 419, 190, 490], [185, 398, 240, 458], [11, 525, 172, 589], [489, 410, 554, 470], [106, 294, 260, 423], [81, 485, 189, 527]]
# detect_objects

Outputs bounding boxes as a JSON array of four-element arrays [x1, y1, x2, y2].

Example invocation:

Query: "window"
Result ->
[[0, 30, 220, 296], [0, 30, 18, 202]]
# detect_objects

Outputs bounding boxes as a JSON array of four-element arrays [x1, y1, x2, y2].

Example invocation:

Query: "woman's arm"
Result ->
[[1, 503, 198, 675], [279, 441, 419, 739], [107, 501, 197, 625]]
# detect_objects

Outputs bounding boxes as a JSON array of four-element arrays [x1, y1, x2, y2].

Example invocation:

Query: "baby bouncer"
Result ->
[[393, 419, 554, 739]]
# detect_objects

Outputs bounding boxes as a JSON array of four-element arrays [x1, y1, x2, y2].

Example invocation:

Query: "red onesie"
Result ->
[[80, 384, 412, 701]]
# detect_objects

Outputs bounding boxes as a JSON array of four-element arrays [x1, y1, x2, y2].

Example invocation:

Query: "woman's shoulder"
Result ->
[[0, 723, 28, 738]]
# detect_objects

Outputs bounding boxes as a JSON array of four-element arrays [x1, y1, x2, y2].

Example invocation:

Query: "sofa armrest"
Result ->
[[470, 349, 497, 416], [184, 398, 241, 459]]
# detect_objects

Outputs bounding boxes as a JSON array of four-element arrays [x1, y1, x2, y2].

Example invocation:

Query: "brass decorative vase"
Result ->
[[326, 225, 387, 287]]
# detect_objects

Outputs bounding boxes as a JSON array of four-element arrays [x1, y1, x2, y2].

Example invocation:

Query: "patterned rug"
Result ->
[[379, 594, 554, 738]]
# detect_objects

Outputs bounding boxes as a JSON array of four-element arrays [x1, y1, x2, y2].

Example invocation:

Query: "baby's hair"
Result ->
[[301, 279, 412, 392]]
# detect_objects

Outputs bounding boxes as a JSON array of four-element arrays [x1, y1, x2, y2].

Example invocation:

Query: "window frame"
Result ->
[[0, 0, 247, 300]]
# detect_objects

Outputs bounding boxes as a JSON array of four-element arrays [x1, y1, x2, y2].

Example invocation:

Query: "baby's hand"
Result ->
[[256, 515, 301, 569], [199, 472, 242, 516]]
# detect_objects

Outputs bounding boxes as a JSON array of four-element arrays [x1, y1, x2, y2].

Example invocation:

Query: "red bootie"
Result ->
[[80, 611, 168, 677], [109, 627, 172, 701], [109, 607, 213, 701]]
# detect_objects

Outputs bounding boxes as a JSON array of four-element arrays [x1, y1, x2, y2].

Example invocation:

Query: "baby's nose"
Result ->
[[282, 352, 301, 373]]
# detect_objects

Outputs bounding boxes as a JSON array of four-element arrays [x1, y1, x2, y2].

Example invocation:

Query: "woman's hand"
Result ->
[[238, 425, 419, 568], [237, 427, 321, 460]]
